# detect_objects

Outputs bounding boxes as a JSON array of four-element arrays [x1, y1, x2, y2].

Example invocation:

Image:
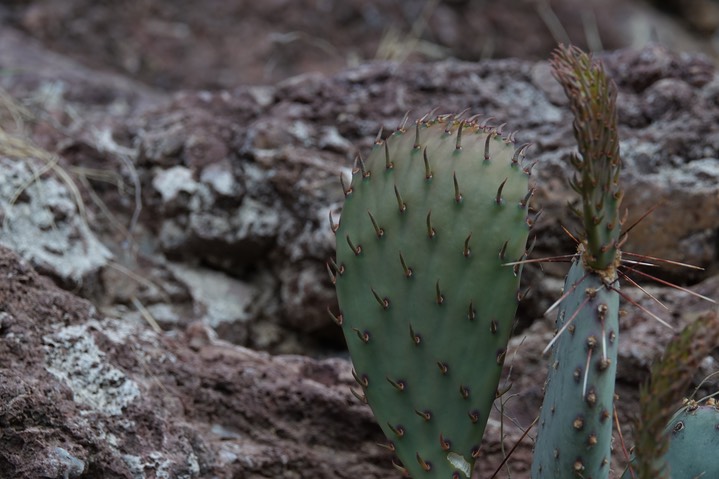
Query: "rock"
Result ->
[[126, 45, 718, 353], [0, 245, 393, 478], [0, 155, 112, 292]]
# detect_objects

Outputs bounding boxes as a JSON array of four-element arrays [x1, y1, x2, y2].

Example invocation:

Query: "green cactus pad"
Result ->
[[621, 400, 719, 479], [663, 401, 719, 478], [333, 116, 531, 477], [531, 253, 620, 479]]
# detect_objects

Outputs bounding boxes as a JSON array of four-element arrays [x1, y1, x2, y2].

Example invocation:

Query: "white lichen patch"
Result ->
[[0, 157, 112, 284], [43, 323, 140, 416], [152, 165, 198, 202], [122, 451, 200, 479]]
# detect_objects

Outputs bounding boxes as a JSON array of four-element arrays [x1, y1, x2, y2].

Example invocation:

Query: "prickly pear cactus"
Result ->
[[531, 45, 622, 479], [662, 399, 719, 478], [331, 115, 532, 477], [531, 252, 620, 478]]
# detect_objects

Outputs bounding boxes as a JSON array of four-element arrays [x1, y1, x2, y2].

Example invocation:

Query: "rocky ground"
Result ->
[[0, 1, 718, 478]]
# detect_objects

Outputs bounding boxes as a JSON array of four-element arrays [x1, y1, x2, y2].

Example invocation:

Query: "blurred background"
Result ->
[[2, 0, 719, 90]]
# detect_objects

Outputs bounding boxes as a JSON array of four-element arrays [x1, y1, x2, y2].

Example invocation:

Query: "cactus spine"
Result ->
[[531, 45, 623, 479], [332, 116, 532, 477]]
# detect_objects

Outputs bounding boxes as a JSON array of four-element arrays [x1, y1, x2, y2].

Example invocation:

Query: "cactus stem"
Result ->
[[484, 134, 492, 161], [377, 441, 396, 452], [367, 211, 384, 238], [423, 147, 432, 179], [415, 409, 432, 421], [394, 184, 407, 212], [409, 323, 422, 345], [495, 178, 508, 204], [391, 459, 409, 477], [437, 361, 449, 375], [414, 121, 422, 149], [387, 377, 407, 391], [439, 433, 451, 450], [459, 384, 470, 399], [327, 307, 343, 326], [455, 120, 465, 150], [384, 141, 394, 169], [340, 173, 351, 196], [416, 453, 432, 471], [346, 234, 361, 255], [350, 387, 367, 403], [453, 172, 462, 203], [371, 288, 390, 309], [326, 262, 336, 284], [374, 126, 384, 144], [435, 280, 444, 305], [426, 210, 436, 238]]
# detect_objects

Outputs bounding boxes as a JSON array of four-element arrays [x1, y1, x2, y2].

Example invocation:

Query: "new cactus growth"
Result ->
[[531, 45, 622, 479], [331, 115, 532, 477]]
